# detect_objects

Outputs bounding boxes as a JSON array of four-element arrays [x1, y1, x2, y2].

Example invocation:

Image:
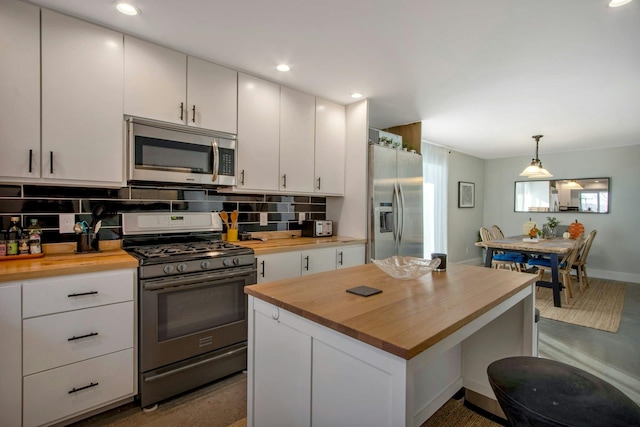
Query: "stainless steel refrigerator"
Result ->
[[368, 143, 424, 260]]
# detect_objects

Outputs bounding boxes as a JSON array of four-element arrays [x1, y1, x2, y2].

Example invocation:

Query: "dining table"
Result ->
[[476, 236, 576, 307]]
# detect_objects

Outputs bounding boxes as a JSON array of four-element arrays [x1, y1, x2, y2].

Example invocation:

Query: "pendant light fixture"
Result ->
[[519, 135, 553, 178]]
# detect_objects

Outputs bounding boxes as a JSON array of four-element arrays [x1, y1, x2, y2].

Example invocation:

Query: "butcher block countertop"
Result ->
[[245, 263, 536, 359], [236, 231, 365, 255], [0, 241, 138, 283]]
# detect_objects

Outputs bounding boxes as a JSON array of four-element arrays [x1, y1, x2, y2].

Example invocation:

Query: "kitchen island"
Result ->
[[245, 263, 537, 427]]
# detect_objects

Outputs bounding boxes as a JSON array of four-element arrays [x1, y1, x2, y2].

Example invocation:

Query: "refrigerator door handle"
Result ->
[[398, 183, 405, 245], [392, 183, 400, 247]]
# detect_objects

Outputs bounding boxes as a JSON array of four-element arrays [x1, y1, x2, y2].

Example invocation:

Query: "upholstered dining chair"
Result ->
[[480, 227, 526, 271], [528, 235, 584, 304], [572, 229, 597, 291]]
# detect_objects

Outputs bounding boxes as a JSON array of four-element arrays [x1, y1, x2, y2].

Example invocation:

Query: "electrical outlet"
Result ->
[[259, 212, 268, 226], [59, 213, 76, 234], [298, 212, 305, 224]]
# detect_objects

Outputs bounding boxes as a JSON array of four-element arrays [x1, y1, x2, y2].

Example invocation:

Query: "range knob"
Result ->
[[163, 265, 175, 274], [223, 258, 232, 267], [176, 263, 187, 272], [200, 260, 211, 270], [233, 257, 241, 265]]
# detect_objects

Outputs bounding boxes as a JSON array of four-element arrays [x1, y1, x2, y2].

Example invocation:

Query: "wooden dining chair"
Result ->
[[529, 235, 584, 304], [480, 227, 525, 271], [491, 225, 505, 239], [572, 230, 597, 291]]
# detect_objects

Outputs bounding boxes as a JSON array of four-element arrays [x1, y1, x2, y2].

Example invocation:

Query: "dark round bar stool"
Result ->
[[487, 356, 640, 427]]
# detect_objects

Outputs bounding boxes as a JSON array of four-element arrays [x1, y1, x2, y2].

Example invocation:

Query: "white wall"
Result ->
[[483, 144, 640, 283], [447, 150, 485, 264]]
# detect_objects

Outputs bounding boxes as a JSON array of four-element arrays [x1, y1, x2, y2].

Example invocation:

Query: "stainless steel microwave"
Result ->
[[127, 117, 236, 186]]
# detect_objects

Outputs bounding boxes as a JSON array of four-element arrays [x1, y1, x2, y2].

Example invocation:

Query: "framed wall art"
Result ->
[[458, 181, 475, 208]]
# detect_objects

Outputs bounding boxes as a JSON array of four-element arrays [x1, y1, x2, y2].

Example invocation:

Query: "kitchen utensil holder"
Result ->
[[77, 231, 100, 253]]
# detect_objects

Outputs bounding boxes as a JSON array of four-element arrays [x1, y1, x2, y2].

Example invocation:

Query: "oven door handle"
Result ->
[[143, 344, 247, 383], [142, 267, 256, 292]]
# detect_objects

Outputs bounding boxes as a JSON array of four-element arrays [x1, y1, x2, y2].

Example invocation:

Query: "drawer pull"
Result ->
[[68, 382, 99, 394], [67, 291, 98, 297], [68, 332, 98, 341]]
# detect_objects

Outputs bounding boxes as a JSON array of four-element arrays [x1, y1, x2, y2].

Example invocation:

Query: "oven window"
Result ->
[[135, 136, 212, 174], [157, 278, 245, 341]]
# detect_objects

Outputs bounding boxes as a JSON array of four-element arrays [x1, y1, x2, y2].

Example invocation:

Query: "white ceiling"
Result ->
[[26, 0, 640, 159]]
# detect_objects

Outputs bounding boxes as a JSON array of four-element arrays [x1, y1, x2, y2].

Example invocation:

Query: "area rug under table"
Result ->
[[535, 278, 626, 333]]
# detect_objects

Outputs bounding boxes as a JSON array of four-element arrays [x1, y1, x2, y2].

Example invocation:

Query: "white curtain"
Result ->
[[422, 141, 448, 257]]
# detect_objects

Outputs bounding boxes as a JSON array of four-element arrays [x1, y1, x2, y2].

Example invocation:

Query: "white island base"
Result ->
[[247, 285, 534, 427]]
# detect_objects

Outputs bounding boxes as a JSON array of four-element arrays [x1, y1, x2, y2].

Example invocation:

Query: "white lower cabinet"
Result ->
[[256, 252, 301, 284], [23, 349, 135, 427], [300, 247, 337, 276], [336, 244, 366, 269], [21, 269, 136, 427], [23, 302, 134, 375], [252, 307, 311, 427], [0, 283, 22, 427], [249, 298, 401, 427], [256, 244, 365, 284]]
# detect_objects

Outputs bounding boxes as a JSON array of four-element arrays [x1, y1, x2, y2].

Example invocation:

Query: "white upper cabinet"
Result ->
[[237, 73, 280, 191], [279, 87, 316, 193], [124, 37, 237, 133], [315, 98, 346, 195], [0, 0, 40, 180], [187, 56, 237, 134], [124, 36, 187, 125], [41, 9, 124, 185]]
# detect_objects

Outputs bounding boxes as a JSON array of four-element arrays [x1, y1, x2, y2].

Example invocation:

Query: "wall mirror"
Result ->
[[514, 178, 610, 213]]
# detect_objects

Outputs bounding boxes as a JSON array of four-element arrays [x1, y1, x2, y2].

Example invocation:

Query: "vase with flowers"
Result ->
[[544, 216, 561, 238]]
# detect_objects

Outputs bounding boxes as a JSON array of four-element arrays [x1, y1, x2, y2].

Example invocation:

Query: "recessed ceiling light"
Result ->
[[276, 64, 290, 72], [609, 0, 632, 7], [351, 92, 363, 99], [116, 2, 139, 16]]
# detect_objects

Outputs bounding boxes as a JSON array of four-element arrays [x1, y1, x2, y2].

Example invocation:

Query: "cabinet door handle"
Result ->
[[68, 382, 99, 394], [317, 177, 321, 190], [180, 102, 184, 120], [304, 256, 309, 271], [282, 174, 287, 189], [67, 291, 98, 297], [68, 332, 98, 341], [50, 151, 53, 174], [192, 104, 196, 123], [339, 251, 343, 265], [29, 149, 33, 173], [260, 260, 265, 277], [241, 170, 245, 185]]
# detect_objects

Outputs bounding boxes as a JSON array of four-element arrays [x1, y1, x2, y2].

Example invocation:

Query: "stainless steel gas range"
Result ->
[[122, 212, 256, 408]]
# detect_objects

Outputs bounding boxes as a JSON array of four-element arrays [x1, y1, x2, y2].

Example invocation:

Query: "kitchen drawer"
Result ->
[[23, 301, 134, 375], [23, 348, 134, 427], [23, 269, 135, 318]]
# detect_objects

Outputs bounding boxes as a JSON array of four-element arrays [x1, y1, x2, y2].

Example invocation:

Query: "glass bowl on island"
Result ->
[[371, 256, 441, 280]]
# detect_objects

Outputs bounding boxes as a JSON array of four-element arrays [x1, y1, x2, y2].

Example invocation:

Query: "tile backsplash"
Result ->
[[0, 184, 326, 243]]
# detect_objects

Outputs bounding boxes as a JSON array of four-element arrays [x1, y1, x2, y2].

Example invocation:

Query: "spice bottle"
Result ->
[[28, 219, 42, 254], [6, 216, 22, 256]]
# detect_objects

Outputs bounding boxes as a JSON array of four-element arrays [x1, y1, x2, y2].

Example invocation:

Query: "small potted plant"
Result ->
[[402, 143, 408, 151], [545, 216, 561, 238]]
